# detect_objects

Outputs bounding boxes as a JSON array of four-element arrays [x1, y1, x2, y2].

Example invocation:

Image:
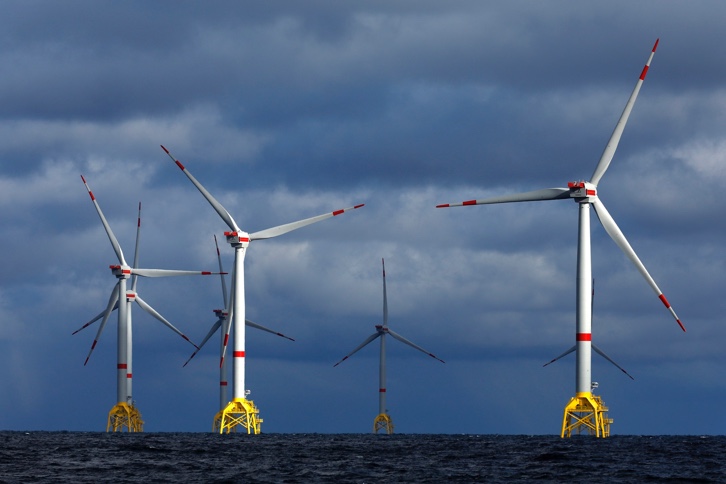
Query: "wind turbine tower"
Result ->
[[334, 259, 445, 434], [162, 145, 364, 434], [77, 177, 219, 431], [436, 39, 685, 437]]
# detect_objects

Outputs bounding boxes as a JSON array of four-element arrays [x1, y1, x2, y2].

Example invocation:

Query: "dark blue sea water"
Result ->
[[1, 432, 724, 483]]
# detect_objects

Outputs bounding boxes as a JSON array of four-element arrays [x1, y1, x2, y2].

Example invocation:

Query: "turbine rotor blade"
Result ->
[[72, 300, 119, 335], [250, 204, 365, 240], [382, 258, 388, 327], [214, 234, 229, 309], [386, 328, 445, 363], [131, 202, 141, 292], [132, 268, 225, 278], [333, 332, 381, 367], [436, 188, 570, 208], [183, 318, 223, 367], [80, 175, 127, 265], [219, 315, 232, 369], [134, 294, 199, 349], [246, 319, 295, 341], [83, 284, 119, 365], [592, 198, 685, 331], [592, 343, 635, 380], [591, 39, 658, 186], [543, 345, 576, 367], [160, 145, 241, 233]]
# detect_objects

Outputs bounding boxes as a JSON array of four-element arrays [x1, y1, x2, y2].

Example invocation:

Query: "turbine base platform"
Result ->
[[107, 402, 144, 432], [373, 413, 394, 434], [561, 392, 612, 438], [215, 398, 263, 434]]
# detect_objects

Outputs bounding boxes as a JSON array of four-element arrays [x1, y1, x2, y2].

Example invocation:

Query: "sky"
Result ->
[[1, 1, 725, 435]]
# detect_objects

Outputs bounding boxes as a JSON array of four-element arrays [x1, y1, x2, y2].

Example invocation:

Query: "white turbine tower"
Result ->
[[161, 145, 364, 434], [77, 176, 221, 431], [436, 39, 684, 438], [334, 259, 445, 434], [183, 235, 295, 432]]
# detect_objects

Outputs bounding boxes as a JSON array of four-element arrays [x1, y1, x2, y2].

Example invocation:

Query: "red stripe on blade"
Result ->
[[333, 209, 344, 216], [659, 294, 671, 308], [463, 200, 477, 206]]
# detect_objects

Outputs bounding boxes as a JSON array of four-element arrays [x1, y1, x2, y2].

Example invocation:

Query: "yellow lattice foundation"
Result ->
[[216, 398, 263, 434], [107, 402, 144, 432], [373, 413, 394, 434], [561, 392, 612, 438]]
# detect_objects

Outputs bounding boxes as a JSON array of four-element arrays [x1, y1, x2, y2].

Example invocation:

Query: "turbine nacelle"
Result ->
[[109, 264, 132, 279], [568, 181, 597, 203], [224, 231, 250, 248]]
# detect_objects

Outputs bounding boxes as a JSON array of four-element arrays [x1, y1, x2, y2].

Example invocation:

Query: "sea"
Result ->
[[1, 432, 724, 483]]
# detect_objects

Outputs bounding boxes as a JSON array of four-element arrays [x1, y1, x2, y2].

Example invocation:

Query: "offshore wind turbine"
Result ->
[[436, 39, 684, 438], [334, 259, 444, 434], [77, 177, 220, 431], [161, 145, 364, 434], [183, 235, 295, 432]]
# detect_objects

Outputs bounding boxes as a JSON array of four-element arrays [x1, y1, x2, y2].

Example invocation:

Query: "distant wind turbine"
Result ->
[[162, 145, 364, 434], [77, 178, 221, 431], [334, 259, 444, 434], [436, 39, 684, 438]]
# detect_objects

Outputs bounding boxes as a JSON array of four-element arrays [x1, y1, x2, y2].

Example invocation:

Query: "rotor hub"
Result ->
[[110, 264, 132, 279], [224, 231, 250, 248], [568, 181, 597, 203]]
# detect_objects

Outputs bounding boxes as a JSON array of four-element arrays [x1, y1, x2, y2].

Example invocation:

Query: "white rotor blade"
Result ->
[[382, 259, 388, 327], [134, 294, 199, 349], [132, 268, 224, 278], [333, 332, 381, 367], [386, 328, 445, 363], [72, 300, 119, 335], [131, 202, 141, 292], [219, 277, 235, 368], [250, 204, 365, 240], [590, 39, 658, 186], [592, 344, 635, 380], [214, 234, 228, 309], [436, 188, 570, 208], [246, 319, 295, 341], [592, 198, 685, 331], [82, 284, 119, 365], [183, 318, 223, 367], [80, 175, 127, 265], [161, 145, 241, 233], [542, 345, 576, 367]]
